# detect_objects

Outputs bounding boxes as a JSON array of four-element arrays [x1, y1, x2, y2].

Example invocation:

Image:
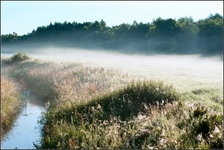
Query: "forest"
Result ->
[[1, 13, 223, 57]]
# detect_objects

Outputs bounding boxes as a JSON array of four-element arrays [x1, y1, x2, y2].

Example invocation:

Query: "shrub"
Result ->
[[179, 105, 223, 149], [38, 80, 180, 149], [4, 52, 30, 65]]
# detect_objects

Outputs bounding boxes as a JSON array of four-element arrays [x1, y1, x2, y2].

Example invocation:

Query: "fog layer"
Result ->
[[2, 47, 223, 92]]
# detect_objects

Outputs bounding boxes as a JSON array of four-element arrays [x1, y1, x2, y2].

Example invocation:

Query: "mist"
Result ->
[[2, 46, 222, 93]]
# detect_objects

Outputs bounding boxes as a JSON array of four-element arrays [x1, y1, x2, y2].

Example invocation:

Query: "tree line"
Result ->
[[1, 13, 223, 56]]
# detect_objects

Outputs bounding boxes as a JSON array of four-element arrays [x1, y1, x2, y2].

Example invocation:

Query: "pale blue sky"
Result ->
[[1, 1, 223, 35]]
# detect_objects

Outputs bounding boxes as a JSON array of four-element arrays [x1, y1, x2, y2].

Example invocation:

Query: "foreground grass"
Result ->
[[38, 80, 180, 149], [1, 76, 23, 141], [1, 52, 223, 149], [38, 80, 223, 149]]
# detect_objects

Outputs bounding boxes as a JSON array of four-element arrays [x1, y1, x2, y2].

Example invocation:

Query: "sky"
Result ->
[[1, 1, 223, 36]]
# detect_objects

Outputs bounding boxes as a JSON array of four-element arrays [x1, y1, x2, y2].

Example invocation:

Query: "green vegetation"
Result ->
[[36, 81, 223, 149], [1, 13, 223, 57], [1, 53, 223, 149], [1, 76, 23, 140], [1, 53, 130, 105], [3, 52, 30, 65], [183, 88, 223, 111], [38, 80, 181, 149]]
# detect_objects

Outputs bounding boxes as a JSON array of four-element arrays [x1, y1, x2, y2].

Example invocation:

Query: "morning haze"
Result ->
[[1, 1, 223, 149]]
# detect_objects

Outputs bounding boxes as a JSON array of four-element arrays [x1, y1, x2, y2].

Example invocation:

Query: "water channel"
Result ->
[[1, 93, 46, 149]]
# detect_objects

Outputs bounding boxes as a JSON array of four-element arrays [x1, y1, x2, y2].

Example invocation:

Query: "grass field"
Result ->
[[1, 52, 223, 149]]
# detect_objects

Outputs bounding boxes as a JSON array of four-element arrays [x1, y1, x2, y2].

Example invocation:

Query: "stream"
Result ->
[[1, 93, 46, 149]]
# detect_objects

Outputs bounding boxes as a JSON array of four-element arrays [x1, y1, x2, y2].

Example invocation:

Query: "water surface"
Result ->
[[1, 94, 45, 149]]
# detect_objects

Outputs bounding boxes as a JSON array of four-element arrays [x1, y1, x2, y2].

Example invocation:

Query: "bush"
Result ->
[[38, 80, 181, 149], [76, 80, 180, 121], [179, 105, 223, 149], [4, 52, 30, 65]]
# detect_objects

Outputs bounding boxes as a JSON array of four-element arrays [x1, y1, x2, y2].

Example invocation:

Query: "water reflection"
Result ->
[[1, 95, 45, 149]]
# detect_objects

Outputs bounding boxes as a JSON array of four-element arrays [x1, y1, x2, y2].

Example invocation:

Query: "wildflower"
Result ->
[[97, 104, 101, 109], [137, 114, 146, 120], [159, 138, 167, 146], [57, 142, 61, 147], [148, 146, 154, 149], [213, 126, 220, 134], [196, 133, 202, 141], [161, 129, 166, 137], [143, 103, 148, 110]]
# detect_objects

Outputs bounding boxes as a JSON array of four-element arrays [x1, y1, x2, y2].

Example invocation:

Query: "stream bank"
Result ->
[[1, 93, 46, 149]]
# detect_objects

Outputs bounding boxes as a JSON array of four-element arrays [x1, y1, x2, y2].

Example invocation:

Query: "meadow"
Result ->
[[1, 52, 223, 149]]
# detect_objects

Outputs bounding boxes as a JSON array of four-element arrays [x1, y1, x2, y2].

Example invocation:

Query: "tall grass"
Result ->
[[1, 52, 223, 149], [38, 80, 182, 149], [2, 54, 130, 106], [38, 80, 223, 149], [1, 76, 23, 141]]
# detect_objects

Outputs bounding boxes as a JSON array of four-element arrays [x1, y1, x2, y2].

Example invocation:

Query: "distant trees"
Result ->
[[146, 18, 181, 53], [1, 13, 223, 56], [1, 32, 18, 43], [175, 17, 199, 54], [196, 13, 223, 56]]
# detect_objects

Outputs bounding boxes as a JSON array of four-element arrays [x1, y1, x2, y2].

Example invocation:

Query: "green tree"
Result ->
[[197, 13, 223, 55], [146, 18, 181, 53], [175, 17, 199, 54]]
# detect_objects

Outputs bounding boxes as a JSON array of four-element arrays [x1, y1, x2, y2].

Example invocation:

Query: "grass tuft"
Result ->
[[3, 52, 30, 65]]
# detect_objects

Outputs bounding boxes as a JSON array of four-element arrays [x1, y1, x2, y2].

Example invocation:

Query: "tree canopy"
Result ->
[[1, 14, 223, 56]]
